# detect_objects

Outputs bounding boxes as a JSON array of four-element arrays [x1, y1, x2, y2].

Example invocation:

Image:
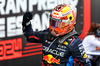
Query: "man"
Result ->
[[22, 3, 91, 66]]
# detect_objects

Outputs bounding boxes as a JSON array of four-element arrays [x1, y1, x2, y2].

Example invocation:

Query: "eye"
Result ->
[[69, 16, 72, 20]]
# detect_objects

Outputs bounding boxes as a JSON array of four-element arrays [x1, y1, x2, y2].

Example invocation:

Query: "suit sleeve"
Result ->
[[70, 38, 92, 66], [23, 24, 48, 43]]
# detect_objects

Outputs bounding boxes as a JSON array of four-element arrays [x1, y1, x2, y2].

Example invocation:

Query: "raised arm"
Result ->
[[22, 12, 46, 43]]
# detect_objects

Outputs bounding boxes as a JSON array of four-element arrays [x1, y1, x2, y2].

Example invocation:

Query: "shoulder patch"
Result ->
[[83, 53, 87, 58], [63, 41, 68, 45]]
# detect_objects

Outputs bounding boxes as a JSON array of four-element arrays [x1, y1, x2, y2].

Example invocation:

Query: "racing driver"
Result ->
[[22, 3, 92, 66]]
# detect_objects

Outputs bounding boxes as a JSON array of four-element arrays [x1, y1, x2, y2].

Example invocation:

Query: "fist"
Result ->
[[22, 12, 33, 26], [23, 12, 33, 21]]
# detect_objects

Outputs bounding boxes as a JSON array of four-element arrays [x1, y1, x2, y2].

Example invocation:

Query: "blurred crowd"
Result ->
[[82, 22, 100, 66]]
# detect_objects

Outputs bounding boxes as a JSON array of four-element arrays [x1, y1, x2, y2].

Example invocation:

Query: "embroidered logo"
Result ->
[[63, 41, 68, 45], [43, 54, 60, 64]]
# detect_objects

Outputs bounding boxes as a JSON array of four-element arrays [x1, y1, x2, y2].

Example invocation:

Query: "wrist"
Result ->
[[22, 23, 32, 32], [22, 20, 31, 27], [26, 21, 31, 26]]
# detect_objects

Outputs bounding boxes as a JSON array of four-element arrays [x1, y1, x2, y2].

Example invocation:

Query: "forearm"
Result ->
[[22, 12, 42, 43], [96, 47, 100, 50]]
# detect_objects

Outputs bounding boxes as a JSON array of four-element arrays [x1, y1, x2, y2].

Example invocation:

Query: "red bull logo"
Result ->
[[43, 54, 60, 64]]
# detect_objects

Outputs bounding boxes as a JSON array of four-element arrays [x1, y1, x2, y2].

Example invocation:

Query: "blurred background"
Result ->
[[0, 0, 100, 66]]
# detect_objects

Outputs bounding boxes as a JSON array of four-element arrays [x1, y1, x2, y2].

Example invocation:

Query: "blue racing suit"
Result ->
[[23, 24, 92, 66]]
